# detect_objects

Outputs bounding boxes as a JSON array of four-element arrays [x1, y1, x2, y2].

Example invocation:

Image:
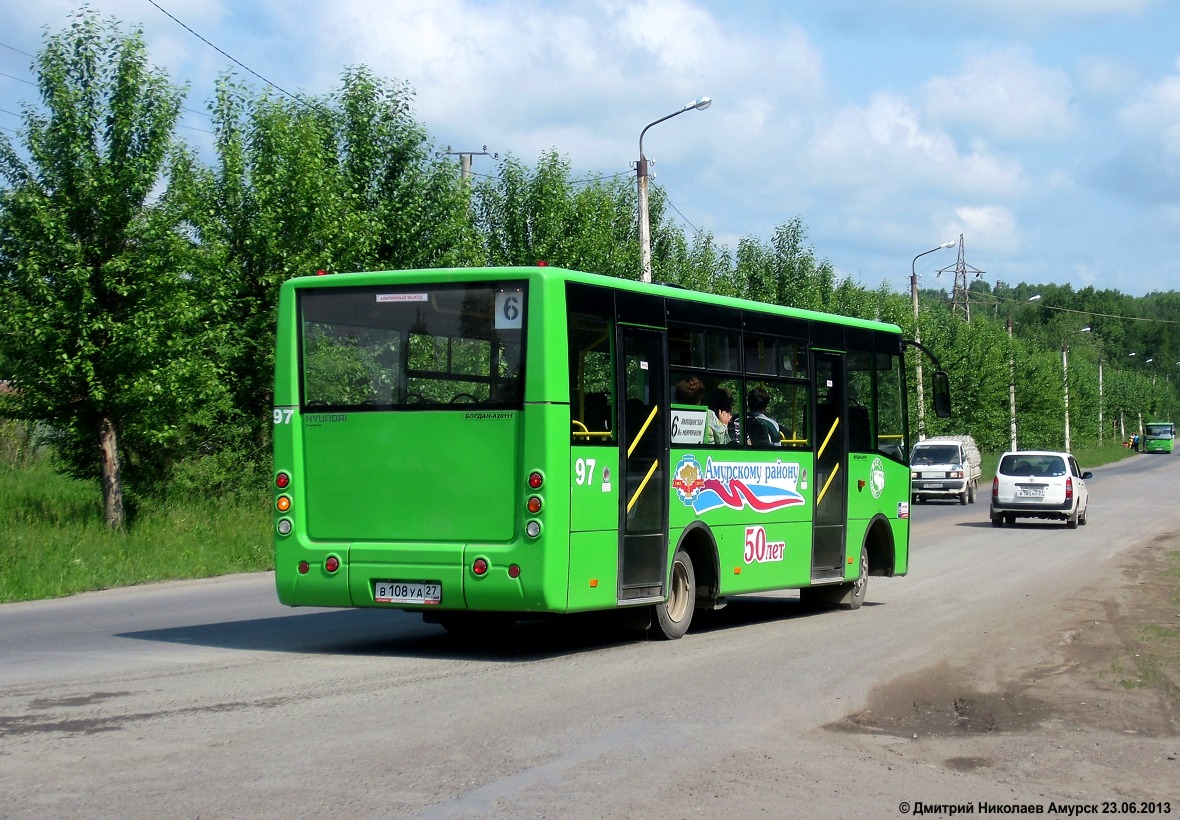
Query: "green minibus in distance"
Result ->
[[272, 266, 948, 639], [1143, 422, 1175, 454]]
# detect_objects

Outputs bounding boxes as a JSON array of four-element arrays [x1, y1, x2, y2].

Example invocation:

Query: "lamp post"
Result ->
[[911, 241, 955, 440], [637, 96, 712, 283], [1062, 326, 1091, 451], [1006, 294, 1043, 450]]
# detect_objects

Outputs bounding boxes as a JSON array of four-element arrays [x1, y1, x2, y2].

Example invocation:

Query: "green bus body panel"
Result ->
[[668, 448, 816, 592], [303, 412, 517, 542], [847, 452, 910, 575], [566, 446, 623, 611]]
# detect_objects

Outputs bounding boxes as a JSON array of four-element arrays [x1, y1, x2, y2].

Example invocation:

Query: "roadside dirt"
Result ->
[[829, 533, 1180, 804]]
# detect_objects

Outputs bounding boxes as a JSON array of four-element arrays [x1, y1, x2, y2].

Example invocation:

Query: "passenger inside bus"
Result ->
[[745, 386, 782, 446]]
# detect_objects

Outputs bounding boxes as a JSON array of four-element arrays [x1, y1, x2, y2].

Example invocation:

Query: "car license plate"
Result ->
[[926, 483, 944, 489], [1016, 487, 1045, 498], [374, 581, 442, 605]]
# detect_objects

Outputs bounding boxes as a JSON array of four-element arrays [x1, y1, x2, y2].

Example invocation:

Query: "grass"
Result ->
[[0, 460, 271, 604], [1114, 551, 1180, 699]]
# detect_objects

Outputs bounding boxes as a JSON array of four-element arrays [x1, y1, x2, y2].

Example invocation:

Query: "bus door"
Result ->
[[617, 324, 669, 602], [812, 351, 848, 578]]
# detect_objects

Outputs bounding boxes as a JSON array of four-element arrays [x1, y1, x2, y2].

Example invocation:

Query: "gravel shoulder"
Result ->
[[829, 531, 1180, 807]]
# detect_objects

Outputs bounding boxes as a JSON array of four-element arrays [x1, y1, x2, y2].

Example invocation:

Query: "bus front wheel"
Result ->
[[650, 549, 696, 640]]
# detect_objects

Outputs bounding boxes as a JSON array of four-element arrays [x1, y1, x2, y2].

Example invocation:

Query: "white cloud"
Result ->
[[805, 93, 1024, 198], [922, 48, 1073, 143], [944, 205, 1021, 255], [1119, 59, 1180, 156]]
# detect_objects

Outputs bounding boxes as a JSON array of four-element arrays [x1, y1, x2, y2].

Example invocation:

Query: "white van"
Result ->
[[910, 435, 983, 504]]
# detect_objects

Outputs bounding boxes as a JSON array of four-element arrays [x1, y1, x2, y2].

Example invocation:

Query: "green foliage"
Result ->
[[0, 10, 227, 526], [472, 150, 639, 277]]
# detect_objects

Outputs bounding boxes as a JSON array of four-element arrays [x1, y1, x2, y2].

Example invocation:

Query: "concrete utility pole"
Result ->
[[637, 97, 711, 282], [438, 145, 497, 181]]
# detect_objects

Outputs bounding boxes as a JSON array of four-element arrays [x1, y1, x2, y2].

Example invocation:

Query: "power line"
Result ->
[[0, 40, 34, 59], [146, 0, 301, 104], [1038, 302, 1180, 325], [0, 71, 35, 87]]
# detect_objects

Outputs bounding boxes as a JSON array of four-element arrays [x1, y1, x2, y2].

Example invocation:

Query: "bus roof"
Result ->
[[283, 265, 903, 335]]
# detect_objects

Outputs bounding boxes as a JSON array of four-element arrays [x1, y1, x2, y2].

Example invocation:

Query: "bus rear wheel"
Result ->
[[649, 549, 695, 640]]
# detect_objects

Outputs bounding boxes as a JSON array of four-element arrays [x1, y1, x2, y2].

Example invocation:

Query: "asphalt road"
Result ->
[[1, 452, 1177, 818]]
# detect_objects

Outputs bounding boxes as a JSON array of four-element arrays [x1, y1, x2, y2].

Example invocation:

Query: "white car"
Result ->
[[990, 450, 1092, 529]]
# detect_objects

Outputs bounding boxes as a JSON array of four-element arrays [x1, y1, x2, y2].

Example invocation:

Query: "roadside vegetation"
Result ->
[[0, 426, 269, 603], [0, 11, 1176, 602]]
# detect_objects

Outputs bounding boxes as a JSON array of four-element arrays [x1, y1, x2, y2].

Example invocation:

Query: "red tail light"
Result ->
[[992, 477, 998, 498], [1065, 477, 1073, 502]]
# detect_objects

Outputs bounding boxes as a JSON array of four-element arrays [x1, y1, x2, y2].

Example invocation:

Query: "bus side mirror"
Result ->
[[931, 370, 951, 418]]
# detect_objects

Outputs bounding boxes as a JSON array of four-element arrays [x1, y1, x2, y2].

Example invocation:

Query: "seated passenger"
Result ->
[[745, 387, 782, 446], [707, 388, 734, 445]]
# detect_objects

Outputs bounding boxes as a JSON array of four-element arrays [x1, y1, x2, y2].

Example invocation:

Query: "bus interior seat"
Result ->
[[583, 391, 612, 432]]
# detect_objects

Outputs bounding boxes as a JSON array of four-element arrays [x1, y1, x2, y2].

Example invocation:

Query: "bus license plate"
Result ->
[[374, 581, 442, 605]]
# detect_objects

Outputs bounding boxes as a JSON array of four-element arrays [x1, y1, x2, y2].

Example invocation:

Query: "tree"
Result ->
[[473, 150, 640, 277], [176, 67, 475, 453], [0, 11, 214, 529]]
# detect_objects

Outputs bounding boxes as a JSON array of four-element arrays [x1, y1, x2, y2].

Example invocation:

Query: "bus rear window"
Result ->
[[298, 282, 526, 410]]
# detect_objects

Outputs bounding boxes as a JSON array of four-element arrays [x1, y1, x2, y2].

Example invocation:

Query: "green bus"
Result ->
[[1143, 422, 1175, 454], [272, 266, 948, 639]]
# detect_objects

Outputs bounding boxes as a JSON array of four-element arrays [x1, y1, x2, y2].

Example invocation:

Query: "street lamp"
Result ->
[[910, 240, 955, 440], [637, 96, 712, 283], [1062, 326, 1091, 451], [1005, 294, 1046, 450]]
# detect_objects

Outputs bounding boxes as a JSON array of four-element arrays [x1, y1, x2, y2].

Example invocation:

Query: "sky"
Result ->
[[2, 0, 1180, 297]]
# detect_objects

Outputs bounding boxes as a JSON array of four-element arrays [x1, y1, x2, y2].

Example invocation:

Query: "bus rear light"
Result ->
[[526, 496, 542, 514], [473, 558, 489, 576], [277, 519, 293, 535], [525, 520, 541, 538], [325, 556, 340, 573], [276, 495, 291, 512], [298, 561, 310, 574], [508, 564, 521, 579], [275, 472, 290, 489], [527, 471, 543, 489]]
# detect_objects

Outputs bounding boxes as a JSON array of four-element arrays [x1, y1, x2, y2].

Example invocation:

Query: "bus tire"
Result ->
[[649, 549, 696, 640], [839, 547, 869, 610]]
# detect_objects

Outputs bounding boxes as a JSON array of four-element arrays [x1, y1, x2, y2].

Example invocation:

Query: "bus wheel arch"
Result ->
[[863, 514, 896, 578], [676, 522, 720, 608], [648, 524, 718, 641]]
